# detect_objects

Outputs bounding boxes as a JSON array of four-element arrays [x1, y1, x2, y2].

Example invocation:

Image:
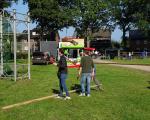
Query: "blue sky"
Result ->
[[6, 0, 122, 41]]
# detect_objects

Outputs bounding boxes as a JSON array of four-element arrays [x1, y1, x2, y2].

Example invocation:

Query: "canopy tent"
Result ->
[[84, 47, 95, 51], [59, 37, 84, 68]]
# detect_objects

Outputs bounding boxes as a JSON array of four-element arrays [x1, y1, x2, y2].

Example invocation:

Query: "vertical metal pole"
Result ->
[[27, 12, 30, 79], [0, 11, 3, 75], [34, 41, 35, 52], [77, 49, 79, 57], [13, 9, 17, 82], [118, 50, 120, 59]]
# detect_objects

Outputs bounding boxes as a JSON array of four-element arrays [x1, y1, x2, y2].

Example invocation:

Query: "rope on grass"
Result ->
[[2, 85, 98, 110]]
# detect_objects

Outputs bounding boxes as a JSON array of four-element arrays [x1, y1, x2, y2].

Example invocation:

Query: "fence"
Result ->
[[0, 9, 30, 81], [93, 50, 150, 60]]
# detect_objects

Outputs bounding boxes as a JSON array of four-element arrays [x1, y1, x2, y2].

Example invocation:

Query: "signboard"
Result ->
[[59, 39, 84, 49]]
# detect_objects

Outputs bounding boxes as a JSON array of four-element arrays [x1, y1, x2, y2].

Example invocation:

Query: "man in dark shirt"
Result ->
[[57, 49, 70, 100], [78, 50, 94, 97]]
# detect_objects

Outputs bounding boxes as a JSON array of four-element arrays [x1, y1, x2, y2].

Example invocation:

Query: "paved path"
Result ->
[[110, 64, 150, 72], [93, 59, 117, 64], [93, 59, 150, 72]]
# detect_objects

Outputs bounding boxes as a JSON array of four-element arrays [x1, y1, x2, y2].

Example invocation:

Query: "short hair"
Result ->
[[59, 49, 64, 54], [84, 50, 90, 55]]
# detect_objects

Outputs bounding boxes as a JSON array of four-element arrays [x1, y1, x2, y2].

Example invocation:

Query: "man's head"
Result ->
[[79, 51, 84, 57], [83, 50, 90, 56], [58, 49, 64, 56]]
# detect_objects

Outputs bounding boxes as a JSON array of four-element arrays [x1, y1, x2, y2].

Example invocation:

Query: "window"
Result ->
[[144, 40, 147, 44], [136, 40, 140, 45]]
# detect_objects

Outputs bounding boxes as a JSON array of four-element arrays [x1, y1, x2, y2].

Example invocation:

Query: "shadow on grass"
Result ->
[[52, 83, 102, 95], [70, 84, 81, 94], [147, 86, 150, 89], [146, 81, 150, 89], [70, 83, 102, 94], [52, 89, 59, 94], [52, 84, 81, 95]]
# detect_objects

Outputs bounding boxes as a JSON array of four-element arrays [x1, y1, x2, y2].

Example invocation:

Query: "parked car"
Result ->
[[32, 52, 50, 65]]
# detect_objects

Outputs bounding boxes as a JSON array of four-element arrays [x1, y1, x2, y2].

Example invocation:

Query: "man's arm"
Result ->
[[77, 67, 82, 80], [91, 67, 95, 78], [78, 67, 82, 77], [91, 60, 95, 77]]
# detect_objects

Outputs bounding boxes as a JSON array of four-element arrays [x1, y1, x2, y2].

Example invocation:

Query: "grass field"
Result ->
[[0, 64, 150, 120], [111, 58, 150, 65]]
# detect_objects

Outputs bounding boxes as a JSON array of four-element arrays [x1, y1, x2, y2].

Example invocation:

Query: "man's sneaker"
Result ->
[[64, 96, 71, 100], [87, 94, 90, 97], [56, 95, 63, 99], [79, 93, 85, 96]]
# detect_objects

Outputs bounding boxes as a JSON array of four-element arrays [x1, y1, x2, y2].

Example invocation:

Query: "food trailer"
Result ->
[[59, 37, 84, 68]]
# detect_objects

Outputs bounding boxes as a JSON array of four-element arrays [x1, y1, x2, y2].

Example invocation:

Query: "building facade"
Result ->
[[90, 29, 111, 51], [128, 30, 150, 51]]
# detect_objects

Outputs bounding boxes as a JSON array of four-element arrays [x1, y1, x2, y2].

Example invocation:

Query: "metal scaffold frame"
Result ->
[[0, 9, 31, 81]]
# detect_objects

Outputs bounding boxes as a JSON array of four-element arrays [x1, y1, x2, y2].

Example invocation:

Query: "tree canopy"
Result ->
[[22, 0, 149, 47], [0, 0, 18, 10], [23, 0, 75, 32], [108, 0, 149, 47], [73, 0, 110, 38]]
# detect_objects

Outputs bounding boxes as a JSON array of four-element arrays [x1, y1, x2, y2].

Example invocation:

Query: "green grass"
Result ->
[[0, 64, 150, 120], [110, 57, 150, 65]]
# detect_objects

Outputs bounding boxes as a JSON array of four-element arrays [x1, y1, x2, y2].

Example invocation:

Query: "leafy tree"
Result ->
[[135, 3, 150, 30], [73, 0, 109, 36], [136, 3, 150, 39], [0, 0, 18, 61], [108, 0, 148, 48], [23, 0, 76, 40], [23, 0, 111, 45], [0, 0, 18, 10], [71, 0, 110, 47]]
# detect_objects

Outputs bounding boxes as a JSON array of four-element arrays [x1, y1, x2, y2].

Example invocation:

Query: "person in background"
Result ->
[[57, 49, 71, 100], [94, 50, 99, 58], [92, 64, 104, 91], [128, 52, 132, 60], [78, 50, 94, 97], [89, 50, 103, 91]]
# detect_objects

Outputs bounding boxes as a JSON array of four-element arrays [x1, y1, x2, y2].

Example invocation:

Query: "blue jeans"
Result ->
[[58, 73, 69, 97], [80, 73, 91, 95]]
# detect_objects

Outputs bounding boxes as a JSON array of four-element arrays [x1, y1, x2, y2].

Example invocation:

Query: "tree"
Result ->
[[135, 3, 150, 30], [23, 0, 111, 46], [108, 0, 148, 48], [0, 0, 18, 10], [72, 0, 110, 46], [73, 0, 109, 36], [23, 0, 76, 40], [0, 0, 19, 61]]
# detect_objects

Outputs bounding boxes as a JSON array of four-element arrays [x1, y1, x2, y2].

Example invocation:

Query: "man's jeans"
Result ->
[[58, 73, 69, 96], [81, 73, 91, 95]]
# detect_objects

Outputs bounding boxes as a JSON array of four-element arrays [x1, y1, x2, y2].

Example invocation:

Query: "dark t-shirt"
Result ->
[[58, 55, 68, 73], [80, 56, 94, 73]]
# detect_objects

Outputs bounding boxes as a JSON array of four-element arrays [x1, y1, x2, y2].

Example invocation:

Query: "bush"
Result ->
[[4, 64, 13, 75], [17, 52, 28, 59]]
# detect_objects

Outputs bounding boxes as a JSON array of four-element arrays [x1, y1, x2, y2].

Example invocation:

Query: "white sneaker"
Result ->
[[56, 95, 63, 99], [79, 93, 85, 96], [87, 94, 90, 97], [64, 96, 71, 100]]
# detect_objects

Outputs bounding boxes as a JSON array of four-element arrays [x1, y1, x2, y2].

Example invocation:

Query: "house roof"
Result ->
[[92, 29, 111, 38]]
